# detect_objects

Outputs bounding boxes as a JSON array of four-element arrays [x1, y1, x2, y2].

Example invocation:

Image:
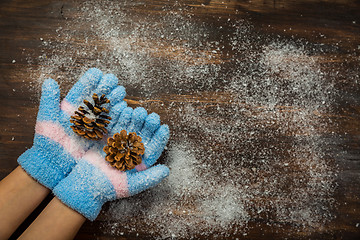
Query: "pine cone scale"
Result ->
[[70, 93, 111, 140]]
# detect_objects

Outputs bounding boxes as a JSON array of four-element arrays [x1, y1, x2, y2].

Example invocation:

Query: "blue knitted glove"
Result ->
[[53, 107, 170, 220], [110, 106, 170, 172], [18, 68, 127, 189]]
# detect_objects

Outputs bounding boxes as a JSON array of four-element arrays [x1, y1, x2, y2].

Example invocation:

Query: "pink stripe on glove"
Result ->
[[83, 150, 130, 198], [135, 163, 147, 171], [60, 99, 78, 116], [35, 121, 86, 159]]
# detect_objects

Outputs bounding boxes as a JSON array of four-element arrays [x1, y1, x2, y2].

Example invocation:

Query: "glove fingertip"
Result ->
[[133, 107, 148, 120], [117, 86, 126, 99], [65, 68, 103, 105], [148, 112, 160, 121], [152, 125, 170, 146], [108, 86, 126, 105], [87, 67, 103, 76], [143, 113, 161, 132], [102, 73, 118, 83], [153, 164, 170, 178], [42, 78, 60, 94], [81, 68, 103, 85], [159, 124, 170, 137]]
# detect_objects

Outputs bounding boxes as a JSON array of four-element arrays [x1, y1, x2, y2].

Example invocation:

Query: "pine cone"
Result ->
[[103, 130, 145, 171], [70, 93, 111, 140]]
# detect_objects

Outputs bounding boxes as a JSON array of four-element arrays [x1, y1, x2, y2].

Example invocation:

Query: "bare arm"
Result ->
[[19, 197, 86, 240], [0, 166, 50, 239]]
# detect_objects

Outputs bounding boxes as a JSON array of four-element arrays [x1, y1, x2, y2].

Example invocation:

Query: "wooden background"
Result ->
[[0, 0, 359, 239]]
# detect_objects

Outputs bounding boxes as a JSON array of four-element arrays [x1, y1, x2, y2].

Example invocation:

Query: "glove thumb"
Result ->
[[37, 78, 60, 121], [126, 164, 170, 197]]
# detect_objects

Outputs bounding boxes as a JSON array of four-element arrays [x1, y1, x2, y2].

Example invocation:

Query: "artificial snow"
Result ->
[[23, 0, 344, 238]]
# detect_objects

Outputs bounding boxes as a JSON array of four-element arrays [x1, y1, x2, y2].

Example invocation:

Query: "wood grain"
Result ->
[[0, 0, 359, 239]]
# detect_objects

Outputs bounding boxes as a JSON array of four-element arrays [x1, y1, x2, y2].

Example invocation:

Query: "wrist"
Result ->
[[17, 139, 76, 189], [19, 197, 85, 240], [53, 160, 116, 221], [0, 167, 50, 239]]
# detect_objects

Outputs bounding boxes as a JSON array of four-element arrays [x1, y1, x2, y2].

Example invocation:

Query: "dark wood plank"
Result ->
[[1, 0, 360, 239]]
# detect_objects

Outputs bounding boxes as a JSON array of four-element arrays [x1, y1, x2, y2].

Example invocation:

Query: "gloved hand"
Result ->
[[53, 107, 170, 221], [110, 106, 170, 172], [18, 68, 127, 189]]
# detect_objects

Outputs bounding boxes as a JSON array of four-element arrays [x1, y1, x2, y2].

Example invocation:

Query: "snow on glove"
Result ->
[[18, 68, 127, 189], [53, 108, 170, 221]]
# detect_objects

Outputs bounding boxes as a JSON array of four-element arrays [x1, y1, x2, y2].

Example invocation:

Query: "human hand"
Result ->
[[108, 106, 170, 172], [53, 107, 170, 220], [18, 68, 127, 189]]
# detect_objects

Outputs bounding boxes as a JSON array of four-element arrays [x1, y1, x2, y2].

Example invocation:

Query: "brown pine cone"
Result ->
[[103, 130, 145, 171], [70, 93, 111, 140]]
